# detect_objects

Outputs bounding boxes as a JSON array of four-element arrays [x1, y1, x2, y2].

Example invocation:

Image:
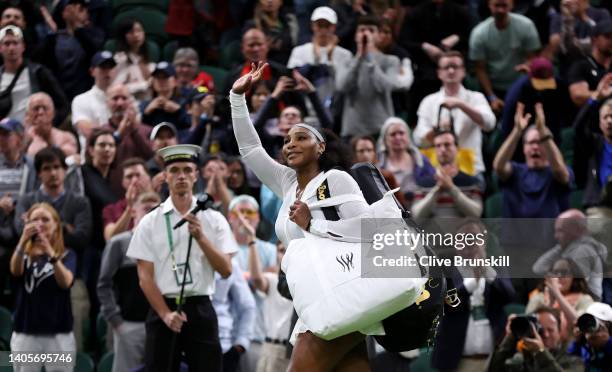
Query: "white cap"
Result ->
[[157, 144, 202, 165], [0, 25, 23, 41], [311, 6, 337, 24], [585, 302, 612, 322]]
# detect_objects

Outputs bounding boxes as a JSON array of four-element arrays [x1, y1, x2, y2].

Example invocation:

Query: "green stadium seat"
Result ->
[[103, 39, 161, 62], [504, 303, 526, 317], [201, 65, 229, 91], [219, 40, 243, 70], [97, 313, 108, 354], [97, 351, 114, 372], [112, 0, 169, 13], [75, 352, 94, 372], [162, 40, 179, 63], [561, 127, 575, 167], [0, 306, 12, 351], [570, 189, 585, 210], [112, 8, 168, 46], [485, 192, 503, 218]]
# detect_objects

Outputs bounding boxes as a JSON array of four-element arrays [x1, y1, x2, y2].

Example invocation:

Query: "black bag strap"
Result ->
[[0, 63, 26, 96], [436, 104, 455, 134]]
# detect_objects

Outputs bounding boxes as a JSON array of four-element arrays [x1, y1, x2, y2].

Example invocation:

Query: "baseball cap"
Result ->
[[189, 86, 210, 103], [0, 118, 24, 133], [585, 302, 612, 322], [90, 50, 116, 68], [592, 19, 612, 37], [0, 25, 23, 41], [529, 57, 557, 91], [311, 6, 337, 24], [150, 122, 177, 141], [152, 61, 176, 78]]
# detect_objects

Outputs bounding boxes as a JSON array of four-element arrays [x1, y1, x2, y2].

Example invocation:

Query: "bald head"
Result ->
[[554, 209, 588, 247], [241, 28, 268, 62], [107, 84, 133, 117], [25, 92, 55, 129]]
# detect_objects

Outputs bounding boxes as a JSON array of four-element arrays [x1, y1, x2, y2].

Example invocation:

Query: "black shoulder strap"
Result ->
[[317, 178, 340, 221]]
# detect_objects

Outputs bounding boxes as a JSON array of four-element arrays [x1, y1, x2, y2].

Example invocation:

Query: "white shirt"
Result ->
[[414, 86, 496, 173], [127, 196, 239, 296], [287, 42, 353, 69], [71, 85, 110, 129], [462, 276, 495, 356], [258, 272, 293, 340], [1, 67, 30, 123]]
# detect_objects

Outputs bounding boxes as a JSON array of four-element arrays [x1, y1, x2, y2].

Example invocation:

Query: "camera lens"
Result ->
[[577, 313, 598, 333]]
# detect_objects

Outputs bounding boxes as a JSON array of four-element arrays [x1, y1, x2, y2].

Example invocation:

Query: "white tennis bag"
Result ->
[[281, 189, 428, 340]]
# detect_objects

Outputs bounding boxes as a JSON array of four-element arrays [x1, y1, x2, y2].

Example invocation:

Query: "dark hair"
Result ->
[[319, 129, 352, 171], [121, 157, 148, 173], [438, 51, 465, 65], [538, 258, 598, 300], [246, 80, 273, 112], [350, 135, 376, 162], [226, 156, 251, 195], [34, 147, 67, 173], [114, 18, 149, 63], [88, 128, 115, 149], [432, 128, 458, 146], [357, 15, 381, 28], [532, 306, 562, 331], [201, 153, 227, 169], [281, 105, 305, 121]]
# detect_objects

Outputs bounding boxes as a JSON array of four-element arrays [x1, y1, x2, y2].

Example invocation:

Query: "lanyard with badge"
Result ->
[[164, 213, 193, 287]]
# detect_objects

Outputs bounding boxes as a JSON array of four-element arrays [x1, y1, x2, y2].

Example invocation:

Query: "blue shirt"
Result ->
[[501, 162, 573, 218], [13, 249, 77, 334], [599, 141, 612, 186], [568, 337, 612, 371]]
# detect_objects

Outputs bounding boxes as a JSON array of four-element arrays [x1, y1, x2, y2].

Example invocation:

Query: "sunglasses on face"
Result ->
[[230, 209, 258, 217]]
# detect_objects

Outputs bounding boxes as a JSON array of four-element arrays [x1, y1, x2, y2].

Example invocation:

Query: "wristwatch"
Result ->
[[48, 255, 59, 265]]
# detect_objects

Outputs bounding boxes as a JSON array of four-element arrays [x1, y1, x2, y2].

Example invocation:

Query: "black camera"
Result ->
[[510, 315, 542, 339], [577, 313, 601, 334]]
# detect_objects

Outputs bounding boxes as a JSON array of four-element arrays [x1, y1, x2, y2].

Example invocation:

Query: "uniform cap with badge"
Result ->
[[157, 144, 202, 166]]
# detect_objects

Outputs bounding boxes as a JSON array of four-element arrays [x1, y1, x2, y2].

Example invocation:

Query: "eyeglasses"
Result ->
[[230, 209, 258, 217], [550, 269, 572, 277], [439, 64, 464, 71]]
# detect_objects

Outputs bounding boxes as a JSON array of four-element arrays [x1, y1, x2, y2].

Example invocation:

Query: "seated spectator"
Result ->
[[14, 146, 91, 259], [102, 157, 153, 242], [227, 195, 277, 371], [377, 117, 434, 205], [432, 219, 516, 371], [568, 302, 612, 370], [351, 135, 407, 207], [533, 209, 607, 298], [414, 51, 496, 177], [243, 0, 297, 65], [226, 157, 252, 198], [34, 0, 104, 100], [146, 122, 177, 195], [500, 57, 573, 146], [140, 62, 191, 132], [568, 20, 612, 107], [287, 6, 352, 106], [489, 306, 584, 371], [103, 84, 154, 165], [493, 103, 573, 218], [412, 130, 484, 219], [111, 18, 153, 102], [212, 260, 256, 372], [71, 50, 117, 140], [545, 0, 610, 76], [9, 203, 77, 371], [528, 258, 596, 342], [336, 15, 400, 138], [399, 0, 473, 121], [0, 25, 68, 125], [97, 191, 159, 372], [24, 92, 77, 157], [573, 77, 612, 208], [201, 154, 232, 214], [0, 118, 36, 197], [469, 0, 541, 114], [253, 70, 332, 160], [173, 47, 214, 98]]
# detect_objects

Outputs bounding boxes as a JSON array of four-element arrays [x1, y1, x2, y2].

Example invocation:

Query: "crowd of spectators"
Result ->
[[0, 0, 612, 371]]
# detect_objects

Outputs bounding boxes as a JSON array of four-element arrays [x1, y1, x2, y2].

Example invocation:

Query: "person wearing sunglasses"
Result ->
[[528, 258, 596, 343]]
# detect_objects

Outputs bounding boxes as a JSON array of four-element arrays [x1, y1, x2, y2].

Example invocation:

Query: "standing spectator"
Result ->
[[97, 192, 159, 372], [71, 50, 117, 140], [9, 203, 77, 372], [226, 158, 252, 198], [35, 0, 104, 100], [140, 62, 191, 133], [399, 0, 473, 121], [568, 302, 612, 370], [493, 103, 573, 218], [244, 0, 297, 65], [377, 117, 435, 206], [0, 118, 36, 197], [414, 51, 496, 177], [336, 15, 400, 138], [469, 0, 541, 114], [568, 19, 612, 107], [102, 158, 153, 242], [111, 18, 153, 102], [411, 130, 484, 219], [103, 84, 154, 165], [212, 260, 256, 372], [0, 5, 40, 54], [528, 258, 596, 342], [24, 92, 77, 157], [532, 209, 607, 298], [0, 25, 68, 125]]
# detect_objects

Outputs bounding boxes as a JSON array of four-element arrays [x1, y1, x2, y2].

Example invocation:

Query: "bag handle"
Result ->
[[0, 63, 26, 95]]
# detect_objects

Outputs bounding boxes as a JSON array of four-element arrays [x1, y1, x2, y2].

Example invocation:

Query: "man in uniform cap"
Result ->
[[127, 144, 237, 371]]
